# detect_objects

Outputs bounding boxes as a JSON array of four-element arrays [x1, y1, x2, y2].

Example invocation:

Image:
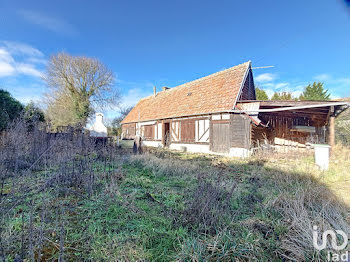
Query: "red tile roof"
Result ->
[[122, 61, 251, 124]]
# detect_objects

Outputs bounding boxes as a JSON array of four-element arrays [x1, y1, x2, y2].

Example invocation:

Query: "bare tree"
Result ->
[[109, 106, 133, 136], [44, 53, 119, 127], [112, 106, 133, 128]]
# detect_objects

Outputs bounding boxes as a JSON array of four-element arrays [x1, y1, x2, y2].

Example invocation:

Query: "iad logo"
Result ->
[[313, 225, 349, 262], [313, 225, 348, 251]]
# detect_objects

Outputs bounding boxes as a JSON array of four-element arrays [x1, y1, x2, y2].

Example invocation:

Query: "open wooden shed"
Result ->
[[235, 100, 349, 151]]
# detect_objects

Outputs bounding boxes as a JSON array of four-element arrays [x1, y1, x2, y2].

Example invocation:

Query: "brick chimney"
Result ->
[[153, 86, 156, 97]]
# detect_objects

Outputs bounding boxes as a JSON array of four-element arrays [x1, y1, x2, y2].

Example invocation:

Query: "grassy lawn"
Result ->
[[1, 143, 349, 261]]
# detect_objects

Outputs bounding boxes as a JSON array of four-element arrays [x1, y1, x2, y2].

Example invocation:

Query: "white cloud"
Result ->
[[121, 87, 153, 108], [2, 41, 43, 57], [311, 74, 350, 98], [26, 57, 47, 65], [314, 74, 331, 81], [259, 72, 350, 100], [0, 61, 16, 77], [258, 82, 274, 89], [15, 94, 42, 104], [1, 82, 45, 105], [255, 73, 276, 83], [102, 82, 155, 119], [0, 49, 15, 63], [291, 90, 302, 98], [275, 82, 289, 89], [264, 89, 274, 99], [18, 10, 76, 36], [330, 94, 341, 100], [0, 41, 45, 79], [294, 85, 305, 90], [0, 49, 16, 77], [338, 78, 350, 85], [258, 81, 306, 99], [16, 63, 43, 78]]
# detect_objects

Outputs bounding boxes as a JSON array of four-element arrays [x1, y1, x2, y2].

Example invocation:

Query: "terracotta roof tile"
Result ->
[[122, 61, 250, 123]]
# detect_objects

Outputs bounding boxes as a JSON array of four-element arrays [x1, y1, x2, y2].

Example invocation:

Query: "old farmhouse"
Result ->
[[121, 61, 349, 157]]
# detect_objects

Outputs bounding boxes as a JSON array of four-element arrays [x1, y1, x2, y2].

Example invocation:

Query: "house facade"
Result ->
[[121, 61, 348, 157]]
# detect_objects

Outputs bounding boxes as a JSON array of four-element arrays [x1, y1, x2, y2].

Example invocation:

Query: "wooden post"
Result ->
[[161, 122, 165, 146], [329, 106, 335, 152]]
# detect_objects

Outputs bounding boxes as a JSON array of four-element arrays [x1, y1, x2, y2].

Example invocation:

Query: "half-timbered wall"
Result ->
[[195, 119, 210, 142], [123, 113, 254, 157], [171, 121, 180, 142], [122, 123, 136, 139]]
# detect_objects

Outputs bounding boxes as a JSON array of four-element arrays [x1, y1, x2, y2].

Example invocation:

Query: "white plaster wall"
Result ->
[[154, 125, 158, 140], [142, 141, 163, 148], [212, 114, 221, 120], [222, 114, 230, 120], [195, 119, 210, 142], [169, 143, 210, 154], [138, 121, 157, 126], [157, 123, 162, 140], [90, 113, 108, 137], [229, 148, 251, 158], [171, 122, 180, 141], [142, 141, 251, 159]]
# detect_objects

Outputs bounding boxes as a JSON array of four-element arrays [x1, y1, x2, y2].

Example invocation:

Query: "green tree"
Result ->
[[299, 82, 330, 101], [271, 91, 293, 100], [23, 102, 45, 131], [0, 89, 24, 131], [255, 87, 269, 100]]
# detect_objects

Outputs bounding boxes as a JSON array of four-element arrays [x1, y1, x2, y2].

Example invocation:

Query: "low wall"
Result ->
[[229, 147, 251, 158], [142, 140, 252, 158], [142, 140, 163, 148], [169, 143, 211, 154]]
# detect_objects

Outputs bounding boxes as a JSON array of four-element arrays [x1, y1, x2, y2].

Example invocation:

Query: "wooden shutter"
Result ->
[[144, 125, 154, 140], [180, 120, 195, 142], [129, 125, 135, 136]]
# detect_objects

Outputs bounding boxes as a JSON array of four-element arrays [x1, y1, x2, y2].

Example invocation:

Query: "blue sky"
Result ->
[[1, 0, 350, 119]]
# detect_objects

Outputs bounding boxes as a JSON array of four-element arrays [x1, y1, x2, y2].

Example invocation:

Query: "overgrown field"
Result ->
[[1, 123, 349, 261]]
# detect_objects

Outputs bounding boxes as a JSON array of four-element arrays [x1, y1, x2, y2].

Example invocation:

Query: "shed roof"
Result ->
[[236, 100, 349, 125], [236, 100, 349, 116], [121, 61, 251, 124]]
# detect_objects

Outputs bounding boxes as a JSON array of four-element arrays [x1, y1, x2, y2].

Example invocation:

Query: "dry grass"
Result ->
[[142, 146, 350, 261], [1, 123, 349, 261]]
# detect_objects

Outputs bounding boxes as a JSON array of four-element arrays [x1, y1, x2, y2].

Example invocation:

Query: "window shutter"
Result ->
[[180, 120, 195, 142], [144, 125, 154, 140]]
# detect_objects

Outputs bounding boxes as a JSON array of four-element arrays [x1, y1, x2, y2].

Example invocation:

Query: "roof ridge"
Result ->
[[169, 60, 250, 91], [139, 61, 251, 100]]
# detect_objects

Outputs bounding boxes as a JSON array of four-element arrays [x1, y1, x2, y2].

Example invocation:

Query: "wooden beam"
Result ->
[[261, 112, 327, 123], [329, 106, 335, 151]]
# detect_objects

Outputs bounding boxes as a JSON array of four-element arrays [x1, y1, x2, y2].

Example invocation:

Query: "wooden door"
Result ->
[[162, 122, 170, 147], [212, 123, 230, 153]]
